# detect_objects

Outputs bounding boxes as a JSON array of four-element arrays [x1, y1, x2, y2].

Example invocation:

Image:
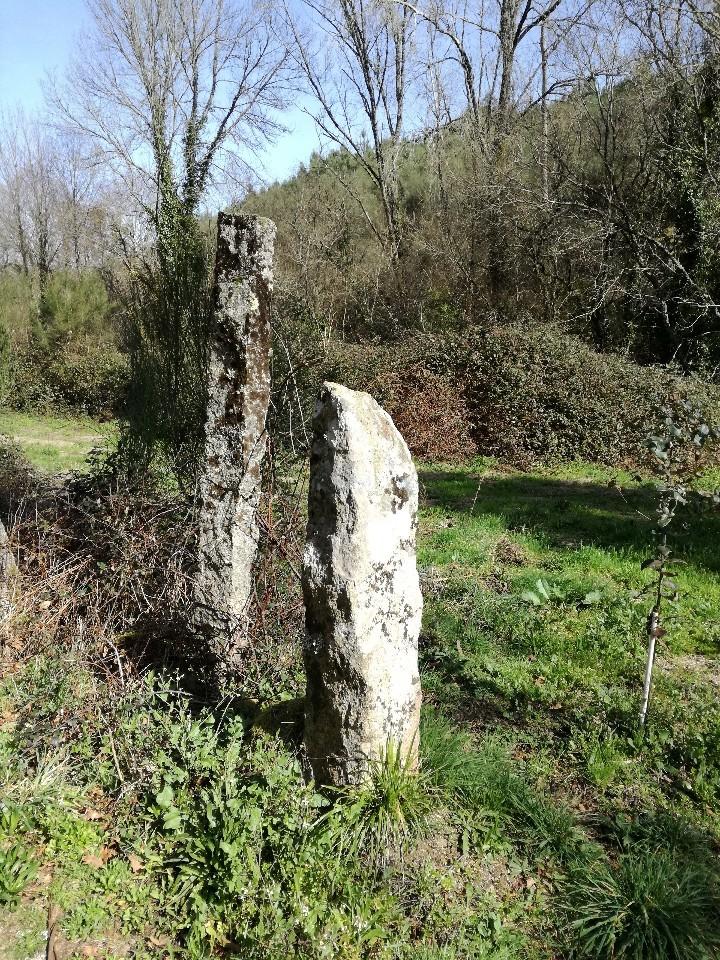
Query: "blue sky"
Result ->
[[0, 0, 319, 185]]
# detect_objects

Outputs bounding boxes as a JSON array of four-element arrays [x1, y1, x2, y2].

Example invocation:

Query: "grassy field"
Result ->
[[420, 457, 720, 788], [1, 446, 720, 959], [0, 410, 113, 472]]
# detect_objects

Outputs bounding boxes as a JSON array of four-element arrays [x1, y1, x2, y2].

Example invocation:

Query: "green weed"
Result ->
[[0, 804, 37, 907], [574, 727, 628, 790]]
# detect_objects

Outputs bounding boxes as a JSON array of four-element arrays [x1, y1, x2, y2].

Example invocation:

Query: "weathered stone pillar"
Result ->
[[0, 519, 16, 582], [303, 383, 423, 786], [0, 519, 17, 631], [195, 214, 276, 658]]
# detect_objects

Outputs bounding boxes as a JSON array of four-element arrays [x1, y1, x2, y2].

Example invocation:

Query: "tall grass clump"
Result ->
[[561, 848, 720, 960], [421, 711, 589, 863], [421, 710, 517, 811], [323, 742, 434, 870]]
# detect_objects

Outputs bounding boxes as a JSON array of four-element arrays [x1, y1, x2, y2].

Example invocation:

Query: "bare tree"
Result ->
[[286, 0, 417, 258], [0, 110, 117, 279], [0, 113, 35, 276], [48, 0, 290, 244], [0, 110, 63, 288], [401, 0, 581, 141], [55, 135, 107, 271]]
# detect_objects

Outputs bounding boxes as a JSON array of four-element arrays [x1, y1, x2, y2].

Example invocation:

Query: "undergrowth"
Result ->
[[2, 454, 720, 958]]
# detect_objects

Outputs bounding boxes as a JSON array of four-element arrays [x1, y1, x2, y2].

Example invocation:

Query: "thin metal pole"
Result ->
[[640, 607, 659, 726]]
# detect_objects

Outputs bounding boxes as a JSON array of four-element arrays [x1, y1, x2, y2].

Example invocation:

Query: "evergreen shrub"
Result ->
[[316, 323, 720, 464]]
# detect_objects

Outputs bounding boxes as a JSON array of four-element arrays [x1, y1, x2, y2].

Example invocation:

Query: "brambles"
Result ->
[[312, 326, 720, 466], [8, 339, 127, 417]]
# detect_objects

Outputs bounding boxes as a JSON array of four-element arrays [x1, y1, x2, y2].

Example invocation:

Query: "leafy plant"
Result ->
[[638, 402, 720, 724], [0, 804, 37, 906], [521, 578, 602, 608], [0, 841, 38, 906], [577, 729, 626, 790]]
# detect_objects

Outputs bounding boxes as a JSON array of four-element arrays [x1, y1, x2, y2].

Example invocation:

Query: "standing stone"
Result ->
[[0, 519, 16, 583], [0, 519, 17, 630], [303, 382, 423, 787], [195, 214, 276, 658]]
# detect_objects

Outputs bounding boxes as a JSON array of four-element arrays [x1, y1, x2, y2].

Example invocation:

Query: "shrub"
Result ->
[[0, 268, 113, 345], [313, 323, 720, 465], [0, 435, 35, 517], [35, 270, 112, 346], [0, 267, 124, 416], [0, 322, 10, 403], [118, 230, 213, 484], [382, 368, 476, 462], [313, 342, 478, 463], [455, 325, 720, 464], [8, 337, 128, 416]]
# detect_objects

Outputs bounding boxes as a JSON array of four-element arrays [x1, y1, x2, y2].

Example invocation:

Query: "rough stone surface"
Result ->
[[195, 213, 276, 657], [303, 382, 423, 786], [0, 519, 17, 628], [0, 519, 16, 579]]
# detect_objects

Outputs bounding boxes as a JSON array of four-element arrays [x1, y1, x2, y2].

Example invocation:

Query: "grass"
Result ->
[[0, 409, 114, 472], [2, 451, 720, 957], [416, 457, 720, 955], [560, 850, 720, 959], [322, 743, 435, 870]]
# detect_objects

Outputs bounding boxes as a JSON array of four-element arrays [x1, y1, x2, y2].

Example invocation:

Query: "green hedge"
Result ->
[[0, 267, 124, 418], [6, 339, 128, 418], [315, 325, 720, 464]]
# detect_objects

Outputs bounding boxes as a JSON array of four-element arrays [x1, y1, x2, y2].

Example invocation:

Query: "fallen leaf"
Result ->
[[82, 853, 104, 869], [82, 846, 114, 868], [82, 808, 105, 821], [128, 853, 143, 873]]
